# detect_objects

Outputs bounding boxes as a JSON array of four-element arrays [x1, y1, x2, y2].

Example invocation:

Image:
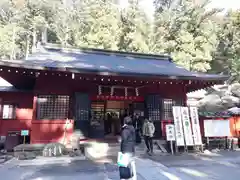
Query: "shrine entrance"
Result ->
[[90, 98, 145, 141]]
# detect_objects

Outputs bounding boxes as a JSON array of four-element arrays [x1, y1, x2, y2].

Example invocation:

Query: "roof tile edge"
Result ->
[[42, 43, 171, 61]]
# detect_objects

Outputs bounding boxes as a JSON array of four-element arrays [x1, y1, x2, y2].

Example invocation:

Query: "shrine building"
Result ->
[[0, 44, 228, 145]]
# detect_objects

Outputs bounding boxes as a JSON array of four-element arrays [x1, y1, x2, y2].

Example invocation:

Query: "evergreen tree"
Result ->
[[0, 0, 49, 59], [0, 0, 24, 59], [0, 0, 239, 82], [212, 11, 240, 82], [72, 0, 121, 50], [118, 0, 151, 52], [153, 0, 221, 72]]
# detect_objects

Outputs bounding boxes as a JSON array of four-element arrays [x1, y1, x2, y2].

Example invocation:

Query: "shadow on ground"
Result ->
[[11, 158, 120, 180], [138, 150, 240, 180], [0, 154, 13, 164]]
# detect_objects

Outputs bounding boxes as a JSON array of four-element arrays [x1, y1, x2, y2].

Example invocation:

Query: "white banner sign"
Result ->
[[181, 107, 194, 146], [189, 107, 202, 145], [166, 124, 175, 141], [204, 119, 231, 137], [172, 106, 185, 146]]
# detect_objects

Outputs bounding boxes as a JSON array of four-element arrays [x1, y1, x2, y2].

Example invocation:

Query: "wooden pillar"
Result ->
[[183, 84, 188, 106], [32, 96, 37, 121], [0, 98, 2, 136], [30, 96, 37, 144]]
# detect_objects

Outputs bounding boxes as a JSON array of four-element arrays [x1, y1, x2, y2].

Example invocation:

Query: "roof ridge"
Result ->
[[42, 43, 172, 62]]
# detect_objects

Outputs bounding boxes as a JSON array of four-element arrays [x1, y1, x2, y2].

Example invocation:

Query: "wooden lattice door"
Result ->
[[145, 95, 162, 138], [74, 93, 90, 139]]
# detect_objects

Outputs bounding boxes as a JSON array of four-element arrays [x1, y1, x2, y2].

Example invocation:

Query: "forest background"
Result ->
[[1, 0, 240, 82]]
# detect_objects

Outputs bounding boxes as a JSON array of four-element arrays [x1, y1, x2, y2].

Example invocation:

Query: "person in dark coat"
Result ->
[[121, 116, 136, 153], [120, 116, 137, 180], [106, 113, 112, 134], [133, 114, 143, 144]]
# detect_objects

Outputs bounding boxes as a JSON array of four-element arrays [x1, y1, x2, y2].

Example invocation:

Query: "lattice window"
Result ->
[[162, 99, 174, 120], [2, 104, 16, 119], [146, 95, 161, 121], [37, 95, 70, 120], [162, 99, 184, 120]]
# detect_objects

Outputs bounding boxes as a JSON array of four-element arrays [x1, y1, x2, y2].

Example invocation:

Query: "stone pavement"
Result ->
[[1, 150, 240, 180], [0, 154, 12, 165], [145, 150, 240, 180], [169, 157, 240, 180], [0, 155, 195, 180]]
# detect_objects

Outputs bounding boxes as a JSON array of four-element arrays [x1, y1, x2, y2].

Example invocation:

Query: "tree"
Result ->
[[118, 0, 151, 52], [0, 0, 23, 59], [0, 24, 22, 59], [0, 0, 49, 59], [49, 0, 75, 46], [71, 0, 121, 50], [17, 0, 48, 53], [0, 0, 234, 76], [153, 0, 221, 72], [211, 11, 240, 82]]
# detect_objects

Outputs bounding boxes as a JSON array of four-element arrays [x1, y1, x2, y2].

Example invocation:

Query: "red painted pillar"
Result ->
[[32, 96, 37, 121], [0, 99, 2, 135], [30, 96, 37, 143], [183, 85, 188, 106]]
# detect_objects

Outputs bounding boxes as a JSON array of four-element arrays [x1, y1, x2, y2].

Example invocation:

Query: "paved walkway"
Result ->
[[1, 150, 240, 179], [148, 150, 240, 180], [0, 155, 192, 180]]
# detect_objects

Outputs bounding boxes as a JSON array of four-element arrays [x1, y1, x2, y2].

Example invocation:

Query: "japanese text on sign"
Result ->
[[189, 107, 202, 145], [166, 124, 175, 141], [172, 106, 185, 146], [181, 107, 194, 146]]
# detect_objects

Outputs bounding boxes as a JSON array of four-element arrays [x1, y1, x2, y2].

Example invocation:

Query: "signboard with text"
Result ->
[[166, 124, 175, 141], [21, 130, 29, 136], [172, 106, 185, 146], [204, 119, 230, 137], [181, 107, 194, 146], [189, 107, 202, 145]]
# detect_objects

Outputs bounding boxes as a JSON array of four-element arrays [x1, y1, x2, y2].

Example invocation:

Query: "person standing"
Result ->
[[106, 113, 112, 134], [142, 118, 155, 155], [119, 116, 137, 180], [133, 113, 143, 144]]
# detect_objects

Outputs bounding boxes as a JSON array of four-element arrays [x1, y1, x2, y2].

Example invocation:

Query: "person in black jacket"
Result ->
[[120, 116, 137, 180], [121, 116, 136, 154], [133, 113, 143, 144]]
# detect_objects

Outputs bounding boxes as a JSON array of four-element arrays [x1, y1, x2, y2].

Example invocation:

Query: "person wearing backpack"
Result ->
[[142, 118, 155, 155]]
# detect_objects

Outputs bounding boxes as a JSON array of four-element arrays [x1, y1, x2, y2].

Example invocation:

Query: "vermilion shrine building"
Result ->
[[0, 45, 228, 145]]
